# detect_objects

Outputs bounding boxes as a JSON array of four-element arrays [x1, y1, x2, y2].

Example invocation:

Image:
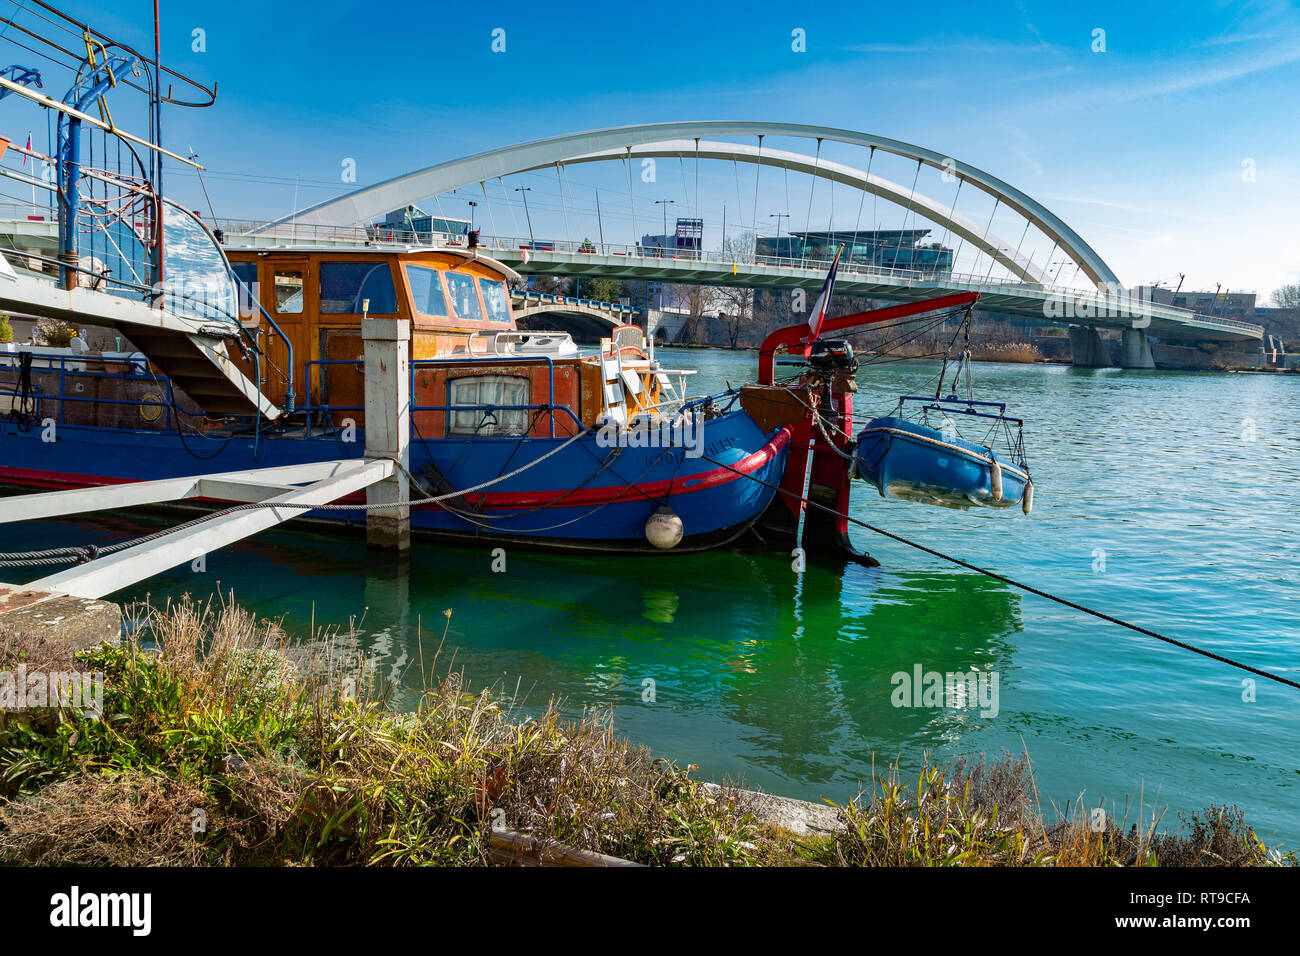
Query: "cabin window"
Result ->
[[447, 375, 529, 436], [319, 261, 397, 314], [231, 261, 257, 294], [230, 262, 258, 319], [273, 270, 304, 314], [446, 272, 483, 321], [480, 278, 510, 323], [406, 264, 449, 317]]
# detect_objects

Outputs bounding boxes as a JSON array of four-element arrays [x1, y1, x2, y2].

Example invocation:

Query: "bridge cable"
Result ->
[[693, 137, 700, 228], [732, 159, 744, 245], [624, 150, 637, 243], [978, 198, 1000, 281], [555, 163, 571, 247], [804, 137, 821, 240], [1043, 240, 1060, 285], [891, 159, 923, 271], [480, 180, 497, 241], [1010, 219, 1032, 281], [678, 157, 690, 226], [498, 176, 519, 240], [849, 146, 873, 256]]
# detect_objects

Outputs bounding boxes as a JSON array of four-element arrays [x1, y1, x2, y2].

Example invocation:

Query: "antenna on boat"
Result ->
[[189, 146, 217, 221], [151, 0, 164, 288]]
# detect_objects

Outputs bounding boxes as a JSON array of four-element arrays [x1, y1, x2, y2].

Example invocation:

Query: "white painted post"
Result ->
[[363, 318, 411, 551]]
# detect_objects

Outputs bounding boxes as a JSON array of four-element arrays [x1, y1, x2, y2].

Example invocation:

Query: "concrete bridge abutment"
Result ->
[[1121, 328, 1156, 369], [1068, 325, 1113, 368]]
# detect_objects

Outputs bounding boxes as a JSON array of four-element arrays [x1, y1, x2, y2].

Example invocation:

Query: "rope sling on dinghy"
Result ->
[[853, 305, 1034, 514]]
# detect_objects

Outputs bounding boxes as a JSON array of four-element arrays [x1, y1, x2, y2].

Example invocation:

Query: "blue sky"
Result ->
[[22, 0, 1300, 297]]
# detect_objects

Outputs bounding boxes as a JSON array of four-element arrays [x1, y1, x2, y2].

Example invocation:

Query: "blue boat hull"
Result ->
[[0, 409, 791, 553], [854, 416, 1029, 510]]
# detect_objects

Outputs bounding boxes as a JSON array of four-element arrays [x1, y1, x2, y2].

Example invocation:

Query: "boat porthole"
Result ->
[[140, 393, 163, 422]]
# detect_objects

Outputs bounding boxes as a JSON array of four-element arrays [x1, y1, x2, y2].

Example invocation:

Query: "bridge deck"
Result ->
[[0, 217, 1264, 344]]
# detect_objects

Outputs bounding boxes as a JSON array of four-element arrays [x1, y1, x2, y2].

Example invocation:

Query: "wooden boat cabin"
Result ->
[[223, 246, 682, 437]]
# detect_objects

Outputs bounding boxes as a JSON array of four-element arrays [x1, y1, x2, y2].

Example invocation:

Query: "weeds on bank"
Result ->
[[0, 597, 768, 866], [0, 597, 1290, 867], [827, 755, 1291, 867]]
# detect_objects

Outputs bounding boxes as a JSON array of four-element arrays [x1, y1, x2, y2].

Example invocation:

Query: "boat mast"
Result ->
[[151, 0, 164, 291]]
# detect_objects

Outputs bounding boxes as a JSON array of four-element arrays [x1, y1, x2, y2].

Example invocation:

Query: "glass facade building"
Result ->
[[755, 229, 953, 278]]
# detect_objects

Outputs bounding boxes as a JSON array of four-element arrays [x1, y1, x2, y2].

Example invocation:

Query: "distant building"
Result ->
[[640, 218, 704, 258], [1143, 287, 1258, 322], [369, 205, 471, 244], [1141, 287, 1300, 364], [640, 218, 704, 309], [755, 229, 953, 278]]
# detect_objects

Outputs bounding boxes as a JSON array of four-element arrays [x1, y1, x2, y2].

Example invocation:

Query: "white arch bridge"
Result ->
[[242, 122, 1264, 369]]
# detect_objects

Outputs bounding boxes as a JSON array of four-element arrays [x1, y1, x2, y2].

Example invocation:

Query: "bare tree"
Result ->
[[716, 231, 757, 348], [530, 274, 572, 296], [1271, 283, 1300, 311], [668, 282, 720, 344], [1266, 283, 1300, 342]]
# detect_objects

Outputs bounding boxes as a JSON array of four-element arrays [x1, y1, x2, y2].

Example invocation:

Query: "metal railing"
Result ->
[[508, 289, 635, 313], [300, 356, 584, 440], [0, 348, 174, 429], [204, 219, 1264, 335]]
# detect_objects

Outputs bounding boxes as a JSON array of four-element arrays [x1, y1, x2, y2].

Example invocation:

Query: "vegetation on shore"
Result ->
[[0, 599, 1290, 867]]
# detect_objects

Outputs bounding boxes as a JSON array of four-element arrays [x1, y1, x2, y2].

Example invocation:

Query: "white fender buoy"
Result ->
[[645, 505, 684, 550], [1022, 480, 1034, 516], [989, 459, 1003, 502]]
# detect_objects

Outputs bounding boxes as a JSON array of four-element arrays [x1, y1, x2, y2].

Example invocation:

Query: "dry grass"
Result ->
[[970, 342, 1043, 364], [0, 599, 1291, 867], [0, 773, 212, 866], [829, 753, 1289, 867], [0, 597, 766, 866]]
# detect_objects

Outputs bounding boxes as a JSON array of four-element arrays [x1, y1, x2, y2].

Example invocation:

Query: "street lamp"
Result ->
[[654, 198, 674, 258], [514, 187, 533, 244], [769, 212, 790, 258]]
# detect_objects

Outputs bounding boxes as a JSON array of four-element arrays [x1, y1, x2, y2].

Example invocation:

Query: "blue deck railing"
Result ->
[[1, 349, 176, 429], [1, 350, 589, 443], [301, 355, 584, 439]]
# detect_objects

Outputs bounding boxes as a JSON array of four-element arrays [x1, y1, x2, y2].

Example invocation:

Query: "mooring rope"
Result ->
[[0, 428, 595, 568], [5, 405, 1295, 692], [693, 448, 1300, 692]]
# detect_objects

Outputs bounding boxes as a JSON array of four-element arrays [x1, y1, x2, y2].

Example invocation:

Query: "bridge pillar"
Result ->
[[1068, 325, 1113, 368], [647, 309, 687, 345], [1120, 328, 1156, 369]]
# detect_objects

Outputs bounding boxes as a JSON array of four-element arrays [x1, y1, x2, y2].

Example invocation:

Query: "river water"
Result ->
[[7, 349, 1299, 848]]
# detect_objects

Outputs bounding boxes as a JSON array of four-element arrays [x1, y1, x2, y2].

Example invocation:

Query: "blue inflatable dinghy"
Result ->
[[853, 398, 1033, 513]]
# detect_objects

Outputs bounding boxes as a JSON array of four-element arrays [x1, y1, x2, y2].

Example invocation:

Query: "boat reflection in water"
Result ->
[[4, 507, 1024, 800]]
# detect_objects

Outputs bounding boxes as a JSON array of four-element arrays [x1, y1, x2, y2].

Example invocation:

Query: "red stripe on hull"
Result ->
[[0, 428, 792, 511], [466, 427, 791, 509]]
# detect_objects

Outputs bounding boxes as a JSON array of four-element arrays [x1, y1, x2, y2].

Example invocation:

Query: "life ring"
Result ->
[[140, 392, 163, 422]]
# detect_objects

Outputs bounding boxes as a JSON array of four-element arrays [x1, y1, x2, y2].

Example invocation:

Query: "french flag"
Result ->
[[805, 243, 844, 345], [21, 132, 30, 167]]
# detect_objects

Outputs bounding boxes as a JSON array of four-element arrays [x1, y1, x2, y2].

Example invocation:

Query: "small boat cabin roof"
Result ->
[[223, 244, 524, 335]]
